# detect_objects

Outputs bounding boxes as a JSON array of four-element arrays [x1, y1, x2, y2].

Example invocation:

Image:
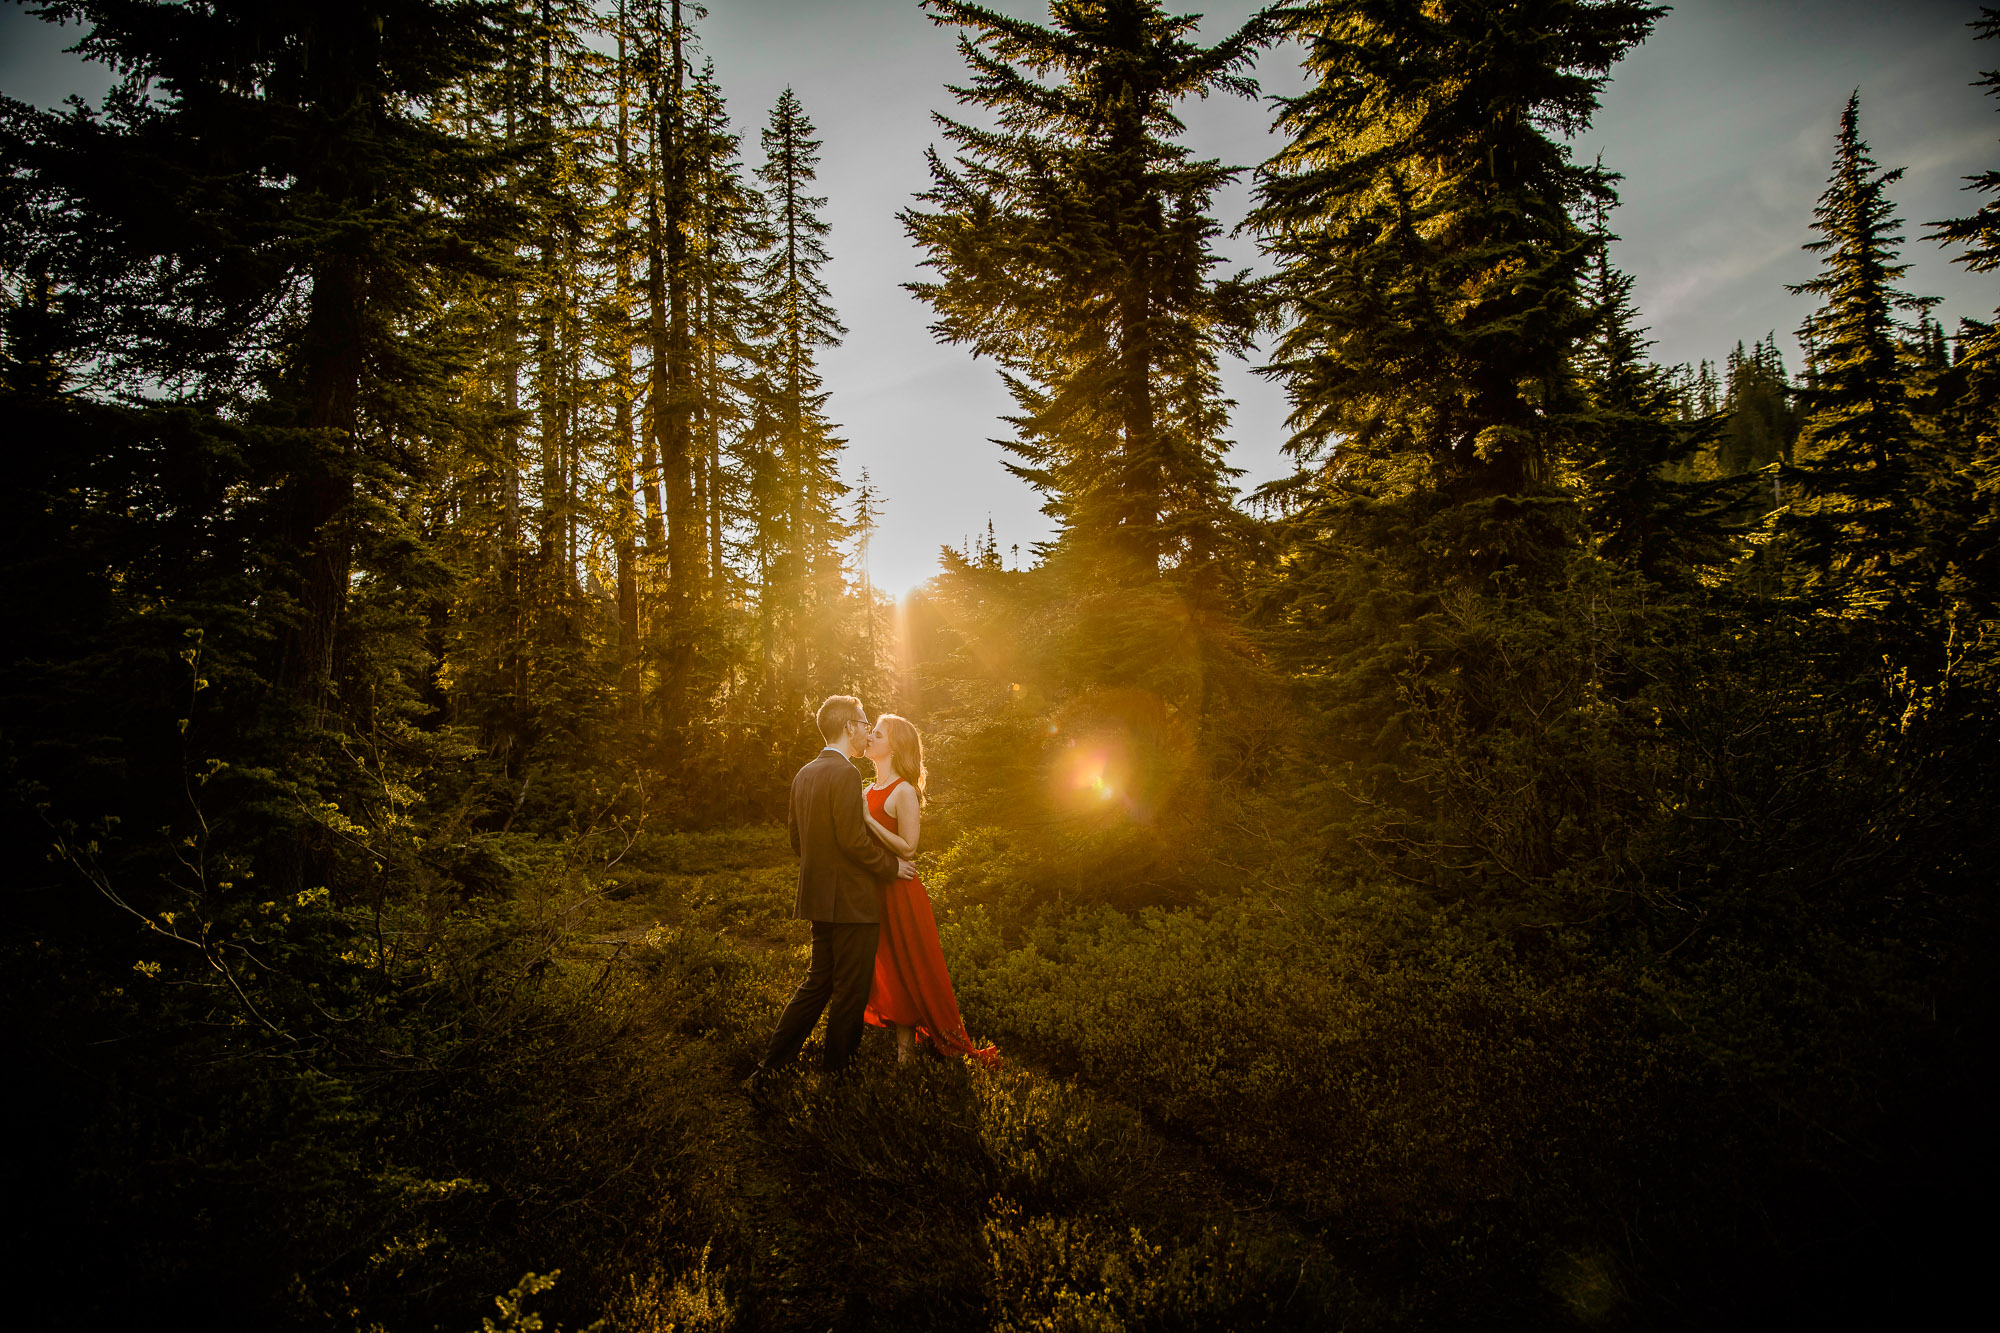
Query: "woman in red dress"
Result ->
[[860, 715, 1001, 1069]]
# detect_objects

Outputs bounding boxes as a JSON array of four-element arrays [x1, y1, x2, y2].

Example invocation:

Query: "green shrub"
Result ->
[[958, 890, 1681, 1248], [975, 1069, 1151, 1211], [628, 924, 761, 1037], [927, 824, 1052, 938], [603, 1247, 736, 1333], [983, 1204, 1347, 1332]]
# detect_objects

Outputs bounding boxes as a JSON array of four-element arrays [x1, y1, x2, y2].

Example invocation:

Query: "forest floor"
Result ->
[[554, 825, 1366, 1331]]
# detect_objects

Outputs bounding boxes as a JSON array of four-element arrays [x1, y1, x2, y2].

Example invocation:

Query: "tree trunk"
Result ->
[[536, 4, 567, 590], [1120, 277, 1158, 574], [707, 327, 725, 601], [613, 1, 642, 724], [663, 0, 699, 605], [641, 93, 670, 557], [1112, 100, 1159, 578], [277, 259, 363, 714], [655, 0, 697, 748]]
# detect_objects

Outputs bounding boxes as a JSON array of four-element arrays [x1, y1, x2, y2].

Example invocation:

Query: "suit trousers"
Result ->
[[760, 920, 881, 1072]]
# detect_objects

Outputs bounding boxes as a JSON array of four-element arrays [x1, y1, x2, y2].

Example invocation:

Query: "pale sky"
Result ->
[[4, 1, 1996, 595]]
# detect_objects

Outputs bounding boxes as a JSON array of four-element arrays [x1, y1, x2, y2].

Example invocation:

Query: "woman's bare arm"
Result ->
[[886, 783, 921, 856], [865, 808, 916, 858]]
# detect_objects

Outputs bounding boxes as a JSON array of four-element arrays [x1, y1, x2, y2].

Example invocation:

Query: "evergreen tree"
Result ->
[[904, 0, 1270, 585], [603, 0, 648, 725], [526, 0, 597, 586], [1783, 92, 1932, 607], [585, 3, 762, 741], [1252, 0, 1659, 519], [433, 0, 601, 763], [685, 60, 763, 614], [1929, 9, 2000, 380], [677, 55, 783, 766], [1576, 208, 1735, 577], [1715, 336, 1798, 481], [1926, 9, 2000, 614], [852, 467, 887, 683], [1242, 0, 1664, 919], [633, 0, 704, 742], [0, 1, 519, 722], [524, 0, 607, 751], [749, 87, 849, 696], [1694, 357, 1721, 417]]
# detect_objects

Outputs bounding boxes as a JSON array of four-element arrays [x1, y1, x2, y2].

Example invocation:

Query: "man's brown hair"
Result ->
[[815, 694, 865, 744]]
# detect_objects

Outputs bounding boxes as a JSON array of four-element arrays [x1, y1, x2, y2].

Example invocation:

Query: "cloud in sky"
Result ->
[[4, 0, 1995, 594], [1587, 0, 1999, 377]]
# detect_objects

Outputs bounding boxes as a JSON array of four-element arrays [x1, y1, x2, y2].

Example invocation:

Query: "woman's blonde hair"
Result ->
[[876, 713, 927, 804]]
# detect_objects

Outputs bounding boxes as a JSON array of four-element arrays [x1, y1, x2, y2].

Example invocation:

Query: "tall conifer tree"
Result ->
[[905, 0, 1269, 584], [1251, 0, 1658, 522], [1930, 9, 2000, 380], [434, 0, 596, 755], [0, 0, 518, 721], [749, 87, 848, 692], [1784, 93, 1931, 605], [605, 0, 647, 723], [684, 60, 764, 613], [1575, 209, 1734, 578], [525, 0, 600, 674], [1927, 9, 2000, 611], [1243, 0, 1662, 904]]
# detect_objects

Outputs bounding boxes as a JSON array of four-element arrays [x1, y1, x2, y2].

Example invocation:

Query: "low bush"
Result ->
[[983, 1205, 1346, 1333], [958, 891, 1676, 1230], [743, 1055, 1358, 1331]]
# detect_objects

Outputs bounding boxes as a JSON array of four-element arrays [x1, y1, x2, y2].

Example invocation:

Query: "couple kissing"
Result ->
[[745, 695, 1001, 1083]]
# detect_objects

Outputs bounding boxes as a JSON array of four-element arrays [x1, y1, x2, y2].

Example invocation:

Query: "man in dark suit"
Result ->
[[748, 695, 915, 1078]]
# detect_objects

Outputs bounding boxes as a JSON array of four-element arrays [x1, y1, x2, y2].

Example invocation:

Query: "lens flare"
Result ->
[[1044, 690, 1191, 827], [1055, 737, 1131, 812]]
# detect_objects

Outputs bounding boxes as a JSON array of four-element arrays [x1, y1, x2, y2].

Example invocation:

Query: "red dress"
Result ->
[[864, 779, 1002, 1070]]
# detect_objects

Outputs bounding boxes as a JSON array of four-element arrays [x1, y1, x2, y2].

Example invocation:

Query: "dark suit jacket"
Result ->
[[788, 748, 902, 923]]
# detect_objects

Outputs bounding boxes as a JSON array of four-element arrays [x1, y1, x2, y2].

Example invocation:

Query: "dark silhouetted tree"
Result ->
[[1783, 92, 1933, 609], [1253, 0, 1659, 523], [1576, 207, 1736, 579], [904, 0, 1270, 586]]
